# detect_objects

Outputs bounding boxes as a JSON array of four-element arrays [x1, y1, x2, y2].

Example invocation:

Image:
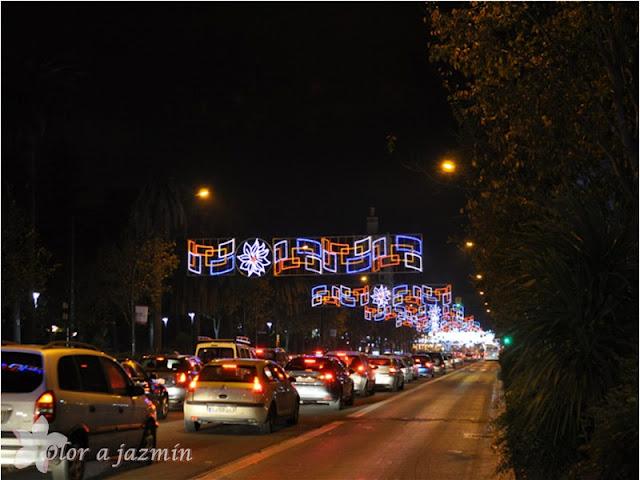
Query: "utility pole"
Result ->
[[70, 217, 76, 341]]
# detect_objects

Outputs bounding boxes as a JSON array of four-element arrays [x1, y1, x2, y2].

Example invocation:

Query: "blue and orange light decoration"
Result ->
[[187, 234, 423, 277]]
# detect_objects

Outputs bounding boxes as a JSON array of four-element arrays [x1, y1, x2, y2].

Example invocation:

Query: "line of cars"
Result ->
[[0, 338, 475, 480]]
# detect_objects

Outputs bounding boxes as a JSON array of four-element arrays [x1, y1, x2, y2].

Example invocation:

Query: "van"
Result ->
[[194, 336, 255, 363]]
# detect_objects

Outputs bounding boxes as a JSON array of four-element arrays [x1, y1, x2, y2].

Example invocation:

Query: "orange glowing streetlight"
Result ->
[[360, 275, 369, 283], [486, 309, 491, 313], [475, 274, 483, 280], [465, 241, 475, 248], [479, 291, 485, 296], [440, 159, 457, 174], [196, 187, 211, 200]]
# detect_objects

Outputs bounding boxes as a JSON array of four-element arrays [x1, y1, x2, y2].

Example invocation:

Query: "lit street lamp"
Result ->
[[162, 317, 169, 327], [440, 159, 457, 174], [188, 312, 195, 324], [360, 275, 368, 283], [475, 274, 483, 280], [195, 187, 211, 200], [465, 241, 474, 248], [32, 292, 41, 308], [479, 291, 485, 296]]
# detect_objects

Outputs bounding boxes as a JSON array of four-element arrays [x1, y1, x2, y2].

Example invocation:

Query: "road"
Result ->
[[7, 361, 506, 480]]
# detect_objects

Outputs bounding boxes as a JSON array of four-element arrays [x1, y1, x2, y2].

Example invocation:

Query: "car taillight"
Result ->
[[176, 372, 188, 384], [188, 375, 199, 392], [389, 367, 397, 374], [253, 376, 264, 393], [357, 365, 365, 374], [414, 359, 421, 364], [319, 372, 334, 382], [426, 362, 433, 368], [34, 391, 55, 422]]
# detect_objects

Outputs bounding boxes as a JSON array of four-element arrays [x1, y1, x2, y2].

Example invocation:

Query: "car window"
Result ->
[[76, 355, 109, 393], [1, 351, 44, 393], [199, 365, 257, 383], [264, 365, 280, 382], [101, 358, 130, 396], [142, 357, 189, 371], [197, 347, 235, 363], [272, 364, 288, 381], [58, 356, 82, 391], [369, 357, 391, 366], [285, 357, 333, 372]]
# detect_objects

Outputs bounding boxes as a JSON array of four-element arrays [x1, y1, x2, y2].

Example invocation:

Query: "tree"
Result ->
[[1, 190, 56, 342], [428, 4, 637, 478], [97, 232, 178, 354]]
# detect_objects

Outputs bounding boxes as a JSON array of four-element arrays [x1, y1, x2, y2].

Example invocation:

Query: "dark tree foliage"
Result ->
[[428, 3, 638, 479]]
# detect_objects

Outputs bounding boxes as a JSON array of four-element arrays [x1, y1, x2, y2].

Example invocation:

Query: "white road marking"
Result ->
[[193, 421, 344, 480]]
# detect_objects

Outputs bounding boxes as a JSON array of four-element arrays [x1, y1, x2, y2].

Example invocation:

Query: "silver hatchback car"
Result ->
[[183, 359, 299, 434]]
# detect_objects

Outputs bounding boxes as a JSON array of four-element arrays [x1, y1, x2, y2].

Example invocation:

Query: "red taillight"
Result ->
[[304, 358, 316, 364], [34, 391, 55, 422], [314, 350, 323, 356], [176, 372, 187, 384], [188, 375, 199, 392], [222, 364, 237, 369], [252, 376, 264, 393], [389, 367, 397, 374], [426, 362, 433, 368], [256, 348, 264, 354], [414, 359, 421, 364], [357, 365, 365, 374], [319, 372, 334, 382]]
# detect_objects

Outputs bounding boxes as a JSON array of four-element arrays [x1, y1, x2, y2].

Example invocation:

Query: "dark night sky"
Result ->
[[2, 3, 486, 324]]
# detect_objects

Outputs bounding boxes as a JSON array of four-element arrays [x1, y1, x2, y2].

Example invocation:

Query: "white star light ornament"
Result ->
[[237, 239, 272, 277], [371, 285, 392, 308]]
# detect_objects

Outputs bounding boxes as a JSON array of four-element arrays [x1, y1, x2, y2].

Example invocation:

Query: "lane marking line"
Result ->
[[193, 421, 344, 480], [348, 365, 473, 419]]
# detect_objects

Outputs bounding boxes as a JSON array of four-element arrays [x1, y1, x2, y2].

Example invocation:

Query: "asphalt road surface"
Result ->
[[7, 361, 507, 480]]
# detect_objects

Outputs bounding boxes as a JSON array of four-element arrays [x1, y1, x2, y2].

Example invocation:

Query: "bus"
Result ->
[[484, 343, 500, 361]]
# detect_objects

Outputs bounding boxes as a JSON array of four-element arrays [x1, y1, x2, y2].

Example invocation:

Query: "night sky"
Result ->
[[3, 4, 485, 324]]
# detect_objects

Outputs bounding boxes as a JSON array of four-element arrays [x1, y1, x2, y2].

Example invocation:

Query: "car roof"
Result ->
[[326, 350, 363, 356], [205, 358, 268, 366], [1, 344, 108, 357]]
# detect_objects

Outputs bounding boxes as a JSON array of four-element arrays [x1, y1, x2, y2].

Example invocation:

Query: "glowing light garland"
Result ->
[[188, 234, 423, 277]]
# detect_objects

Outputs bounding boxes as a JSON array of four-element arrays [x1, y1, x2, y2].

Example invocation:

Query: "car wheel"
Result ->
[[138, 424, 157, 465], [399, 379, 405, 391], [184, 419, 200, 432], [287, 400, 300, 425], [345, 390, 355, 406], [329, 395, 344, 410], [258, 404, 275, 434], [51, 439, 85, 480], [158, 395, 169, 420]]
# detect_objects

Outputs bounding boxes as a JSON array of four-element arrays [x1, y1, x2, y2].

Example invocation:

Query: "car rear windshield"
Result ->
[[197, 347, 235, 363], [1, 351, 44, 393], [368, 357, 391, 366], [329, 354, 357, 367], [199, 365, 257, 383], [141, 357, 189, 371], [285, 357, 333, 371]]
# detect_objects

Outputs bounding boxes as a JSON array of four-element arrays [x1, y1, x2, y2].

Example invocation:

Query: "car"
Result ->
[[255, 347, 289, 366], [412, 354, 435, 377], [326, 350, 376, 396], [140, 354, 200, 410], [397, 355, 417, 382], [452, 352, 465, 368], [425, 352, 447, 375], [195, 336, 255, 363], [119, 358, 170, 419], [1, 342, 156, 480], [284, 355, 355, 409], [368, 355, 404, 391], [183, 358, 299, 434]]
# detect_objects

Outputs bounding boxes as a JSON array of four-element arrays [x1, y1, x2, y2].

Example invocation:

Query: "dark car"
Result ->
[[412, 354, 435, 378], [119, 358, 170, 419], [255, 347, 289, 366], [284, 355, 355, 409], [141, 354, 201, 410], [425, 352, 447, 375]]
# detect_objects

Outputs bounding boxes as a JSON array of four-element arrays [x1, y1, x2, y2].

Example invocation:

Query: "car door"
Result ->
[[264, 364, 291, 416], [100, 358, 141, 449], [272, 364, 298, 410]]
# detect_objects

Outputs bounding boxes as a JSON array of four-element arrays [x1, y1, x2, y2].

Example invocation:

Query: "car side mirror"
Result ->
[[129, 384, 145, 397]]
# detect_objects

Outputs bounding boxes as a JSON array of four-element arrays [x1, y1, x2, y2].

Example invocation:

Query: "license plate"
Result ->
[[207, 405, 237, 414]]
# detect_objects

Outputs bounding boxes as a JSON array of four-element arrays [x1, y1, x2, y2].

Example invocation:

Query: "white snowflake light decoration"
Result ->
[[237, 239, 272, 277], [371, 285, 391, 308]]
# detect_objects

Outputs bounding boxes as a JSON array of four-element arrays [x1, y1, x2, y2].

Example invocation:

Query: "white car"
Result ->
[[1, 342, 157, 480]]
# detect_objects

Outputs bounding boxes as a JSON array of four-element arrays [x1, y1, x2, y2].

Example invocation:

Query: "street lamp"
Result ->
[[486, 309, 491, 313], [32, 292, 41, 308], [439, 159, 457, 174], [360, 275, 368, 283], [479, 291, 485, 296], [195, 187, 211, 200], [266, 321, 273, 330], [465, 241, 474, 248], [162, 317, 169, 327], [188, 312, 195, 324], [475, 274, 483, 280]]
